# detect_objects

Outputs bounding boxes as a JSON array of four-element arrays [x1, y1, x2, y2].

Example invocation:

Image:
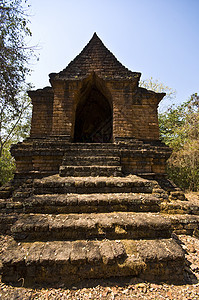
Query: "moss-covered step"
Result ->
[[1, 238, 184, 286], [11, 212, 171, 241]]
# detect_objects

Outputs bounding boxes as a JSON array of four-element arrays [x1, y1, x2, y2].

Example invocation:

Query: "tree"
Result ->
[[140, 77, 199, 191], [0, 0, 34, 185], [140, 77, 176, 112], [159, 94, 199, 191]]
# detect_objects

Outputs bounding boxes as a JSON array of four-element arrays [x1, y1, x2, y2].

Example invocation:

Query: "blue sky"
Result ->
[[27, 0, 199, 110]]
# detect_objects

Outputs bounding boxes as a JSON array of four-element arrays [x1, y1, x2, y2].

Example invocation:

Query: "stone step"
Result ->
[[163, 214, 199, 236], [15, 140, 169, 153], [0, 190, 13, 199], [1, 212, 199, 238], [0, 214, 18, 235], [21, 193, 162, 214], [0, 199, 23, 213], [62, 156, 121, 166], [160, 200, 199, 215], [69, 142, 159, 151], [34, 175, 157, 195], [14, 171, 57, 180], [11, 212, 171, 241], [63, 148, 120, 157], [1, 238, 184, 286], [64, 143, 120, 150], [59, 166, 122, 177]]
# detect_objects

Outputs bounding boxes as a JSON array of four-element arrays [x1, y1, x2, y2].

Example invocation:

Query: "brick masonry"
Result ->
[[11, 33, 171, 177], [30, 33, 165, 141]]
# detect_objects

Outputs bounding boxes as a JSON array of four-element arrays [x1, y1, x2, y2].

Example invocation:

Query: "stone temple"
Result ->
[[0, 33, 199, 286], [11, 32, 172, 178]]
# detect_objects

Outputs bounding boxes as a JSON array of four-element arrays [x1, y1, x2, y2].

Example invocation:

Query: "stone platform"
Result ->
[[10, 138, 172, 180], [0, 142, 198, 287]]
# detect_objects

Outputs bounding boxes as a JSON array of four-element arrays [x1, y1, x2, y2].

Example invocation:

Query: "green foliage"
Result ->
[[1, 91, 32, 143], [140, 77, 176, 112], [0, 144, 15, 186], [140, 77, 176, 98], [0, 94, 31, 186], [159, 93, 199, 191], [0, 92, 31, 186], [0, 0, 32, 106], [142, 77, 199, 191], [0, 0, 34, 185]]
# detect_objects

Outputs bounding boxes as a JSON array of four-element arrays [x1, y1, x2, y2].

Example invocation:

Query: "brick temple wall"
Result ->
[[106, 81, 161, 141], [29, 76, 162, 142], [29, 88, 54, 138]]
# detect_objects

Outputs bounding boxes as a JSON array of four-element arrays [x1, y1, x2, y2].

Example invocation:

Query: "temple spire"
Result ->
[[49, 33, 141, 82]]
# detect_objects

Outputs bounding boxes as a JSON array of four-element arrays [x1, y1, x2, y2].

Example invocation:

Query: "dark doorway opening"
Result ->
[[74, 86, 112, 143]]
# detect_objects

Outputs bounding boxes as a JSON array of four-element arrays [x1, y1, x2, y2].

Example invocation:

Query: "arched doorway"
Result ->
[[74, 85, 112, 143]]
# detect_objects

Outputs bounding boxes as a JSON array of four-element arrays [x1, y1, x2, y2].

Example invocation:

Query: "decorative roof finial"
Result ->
[[92, 32, 98, 38]]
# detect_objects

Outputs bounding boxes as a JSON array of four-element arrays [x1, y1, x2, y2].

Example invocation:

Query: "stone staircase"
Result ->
[[59, 143, 121, 177], [0, 143, 199, 287]]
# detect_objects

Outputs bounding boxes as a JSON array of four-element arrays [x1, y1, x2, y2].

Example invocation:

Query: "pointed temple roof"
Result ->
[[49, 33, 141, 82]]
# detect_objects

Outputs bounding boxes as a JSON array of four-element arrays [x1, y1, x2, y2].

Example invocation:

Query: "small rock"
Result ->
[[136, 283, 146, 289], [122, 288, 129, 294], [188, 245, 196, 253], [150, 283, 159, 289], [142, 287, 147, 293], [190, 264, 199, 271]]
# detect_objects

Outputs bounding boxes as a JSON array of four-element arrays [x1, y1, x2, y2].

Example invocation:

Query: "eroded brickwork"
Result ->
[[28, 33, 164, 142], [29, 87, 53, 137], [11, 33, 170, 177]]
